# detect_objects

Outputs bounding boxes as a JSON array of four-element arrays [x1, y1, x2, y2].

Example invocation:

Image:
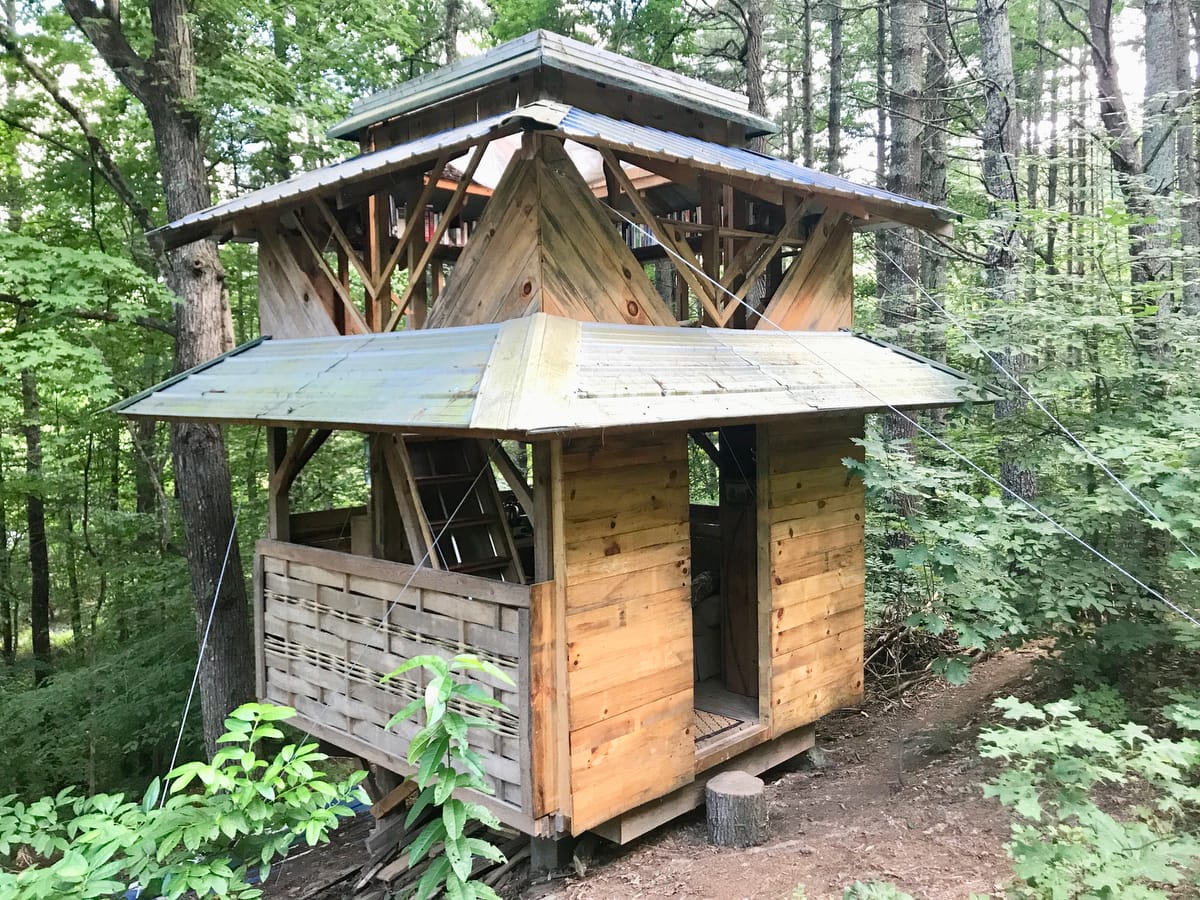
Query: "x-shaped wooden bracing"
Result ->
[[285, 139, 492, 335], [598, 149, 810, 327]]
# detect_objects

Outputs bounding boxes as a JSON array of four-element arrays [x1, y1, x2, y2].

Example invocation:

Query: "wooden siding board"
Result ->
[[561, 431, 694, 833], [767, 415, 866, 737]]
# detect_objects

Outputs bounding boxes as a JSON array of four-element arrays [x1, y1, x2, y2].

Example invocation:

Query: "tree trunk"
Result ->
[[745, 0, 768, 154], [801, 0, 814, 166], [445, 0, 461, 63], [21, 364, 51, 685], [1085, 0, 1162, 354], [64, 0, 253, 756], [978, 0, 1036, 500], [877, 0, 925, 538], [827, 0, 844, 174], [0, 462, 13, 666], [921, 0, 949, 362], [1144, 0, 1187, 324]]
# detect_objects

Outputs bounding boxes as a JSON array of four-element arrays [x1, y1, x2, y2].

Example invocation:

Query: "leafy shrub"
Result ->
[[385, 653, 512, 900], [980, 696, 1200, 898], [0, 702, 366, 900], [842, 882, 915, 899]]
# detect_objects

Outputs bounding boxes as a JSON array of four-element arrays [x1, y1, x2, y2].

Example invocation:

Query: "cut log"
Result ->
[[705, 770, 768, 848]]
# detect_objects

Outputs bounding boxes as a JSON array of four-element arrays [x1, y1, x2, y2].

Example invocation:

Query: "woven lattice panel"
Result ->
[[258, 545, 529, 812]]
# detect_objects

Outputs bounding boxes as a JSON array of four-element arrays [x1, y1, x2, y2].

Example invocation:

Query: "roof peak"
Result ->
[[328, 30, 776, 142]]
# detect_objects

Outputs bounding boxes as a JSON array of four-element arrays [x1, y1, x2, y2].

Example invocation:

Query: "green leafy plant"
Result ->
[[842, 883, 915, 900], [980, 696, 1200, 899], [384, 653, 513, 900], [0, 702, 366, 900]]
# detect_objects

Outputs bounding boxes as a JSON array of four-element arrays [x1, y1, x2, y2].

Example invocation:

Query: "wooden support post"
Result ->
[[488, 440, 535, 527], [700, 177, 722, 325], [267, 427, 290, 542], [705, 771, 768, 848], [530, 835, 575, 875]]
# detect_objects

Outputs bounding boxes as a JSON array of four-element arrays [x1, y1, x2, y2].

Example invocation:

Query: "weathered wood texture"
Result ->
[[426, 137, 676, 330], [254, 539, 532, 817], [766, 416, 866, 736], [560, 432, 694, 833], [757, 212, 854, 331], [705, 771, 768, 848]]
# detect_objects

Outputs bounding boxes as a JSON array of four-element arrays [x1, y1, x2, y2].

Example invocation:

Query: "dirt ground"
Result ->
[[263, 648, 1039, 899]]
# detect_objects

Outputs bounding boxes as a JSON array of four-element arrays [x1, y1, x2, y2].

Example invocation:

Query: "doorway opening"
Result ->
[[688, 426, 763, 758]]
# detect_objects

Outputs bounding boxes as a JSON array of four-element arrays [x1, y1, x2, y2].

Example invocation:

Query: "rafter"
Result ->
[[386, 140, 491, 332], [314, 197, 375, 290], [375, 151, 452, 292], [599, 148, 724, 326], [293, 214, 371, 333]]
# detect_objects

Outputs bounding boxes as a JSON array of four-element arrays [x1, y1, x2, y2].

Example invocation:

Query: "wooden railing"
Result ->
[[253, 539, 533, 828]]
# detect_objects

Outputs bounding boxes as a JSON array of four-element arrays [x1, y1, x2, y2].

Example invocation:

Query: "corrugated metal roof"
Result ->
[[112, 314, 992, 436], [329, 30, 776, 141], [150, 114, 518, 250], [545, 105, 954, 226], [152, 103, 955, 251]]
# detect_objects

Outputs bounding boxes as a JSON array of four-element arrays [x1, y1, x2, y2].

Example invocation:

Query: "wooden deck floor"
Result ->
[[693, 678, 758, 746]]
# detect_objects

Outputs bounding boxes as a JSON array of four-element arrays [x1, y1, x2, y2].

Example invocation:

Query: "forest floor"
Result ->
[[262, 648, 1041, 900]]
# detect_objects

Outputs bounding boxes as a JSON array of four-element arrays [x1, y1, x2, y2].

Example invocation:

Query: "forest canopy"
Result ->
[[0, 0, 1198, 892]]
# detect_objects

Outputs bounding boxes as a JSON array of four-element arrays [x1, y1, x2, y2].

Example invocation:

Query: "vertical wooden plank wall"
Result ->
[[766, 415, 867, 736], [560, 431, 694, 833]]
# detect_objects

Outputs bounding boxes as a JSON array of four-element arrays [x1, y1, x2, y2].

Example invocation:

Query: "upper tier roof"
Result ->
[[328, 30, 777, 141], [151, 104, 956, 250], [112, 314, 993, 437]]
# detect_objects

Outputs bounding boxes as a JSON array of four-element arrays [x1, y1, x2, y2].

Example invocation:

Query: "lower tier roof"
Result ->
[[112, 314, 994, 438]]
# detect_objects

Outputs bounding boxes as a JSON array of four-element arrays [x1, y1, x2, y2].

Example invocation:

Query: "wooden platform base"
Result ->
[[590, 724, 815, 845]]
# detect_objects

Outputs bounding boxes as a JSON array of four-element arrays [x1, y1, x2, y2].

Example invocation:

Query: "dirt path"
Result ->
[[263, 649, 1037, 899], [537, 649, 1038, 900]]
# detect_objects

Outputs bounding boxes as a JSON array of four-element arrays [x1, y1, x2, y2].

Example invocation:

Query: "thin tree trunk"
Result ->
[[978, 0, 1036, 500], [1083, 0, 1162, 355], [801, 0, 814, 165], [745, 0, 768, 154], [921, 0, 949, 362], [21, 363, 51, 685], [445, 0, 461, 63], [0, 461, 13, 666], [827, 0, 844, 174]]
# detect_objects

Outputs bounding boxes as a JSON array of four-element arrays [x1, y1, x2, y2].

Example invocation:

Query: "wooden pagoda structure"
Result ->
[[117, 32, 983, 847]]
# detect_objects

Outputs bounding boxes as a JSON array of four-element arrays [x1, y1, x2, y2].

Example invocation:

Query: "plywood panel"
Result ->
[[757, 213, 854, 332], [561, 431, 694, 833], [767, 414, 867, 736], [427, 137, 677, 330]]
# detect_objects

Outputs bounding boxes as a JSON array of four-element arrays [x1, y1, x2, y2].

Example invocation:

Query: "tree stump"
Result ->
[[705, 770, 768, 848]]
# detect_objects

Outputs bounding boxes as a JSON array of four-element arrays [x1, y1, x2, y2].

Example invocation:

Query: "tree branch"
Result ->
[[0, 293, 176, 336], [59, 0, 151, 104], [0, 20, 158, 242]]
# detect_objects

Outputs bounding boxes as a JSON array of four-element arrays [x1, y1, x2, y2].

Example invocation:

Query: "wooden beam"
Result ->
[[385, 140, 490, 332], [380, 435, 440, 569], [688, 430, 721, 469], [314, 197, 375, 291], [757, 209, 846, 329], [293, 215, 371, 334], [375, 152, 452, 293], [269, 428, 332, 495], [487, 440, 535, 527], [266, 427, 291, 542], [599, 148, 724, 326], [699, 177, 722, 324], [724, 201, 812, 313]]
